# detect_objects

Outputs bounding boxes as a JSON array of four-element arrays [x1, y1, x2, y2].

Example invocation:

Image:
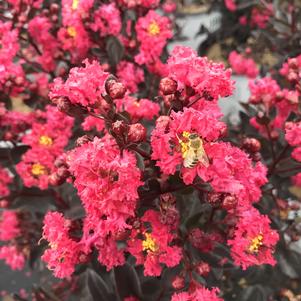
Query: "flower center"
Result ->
[[178, 131, 191, 158], [31, 163, 46, 176], [249, 234, 263, 253], [148, 21, 160, 36], [72, 0, 79, 10], [67, 26, 77, 38], [39, 135, 53, 146], [142, 233, 158, 252]]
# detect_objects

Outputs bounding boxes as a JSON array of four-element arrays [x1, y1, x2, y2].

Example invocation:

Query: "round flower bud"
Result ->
[[288, 71, 298, 83], [105, 77, 126, 99], [288, 58, 299, 69], [50, 3, 59, 13], [0, 200, 9, 208], [56, 167, 70, 180], [242, 137, 261, 153], [207, 192, 222, 207], [76, 135, 91, 147], [172, 276, 185, 290], [159, 77, 178, 95], [222, 194, 237, 210], [112, 120, 129, 136], [128, 123, 146, 143], [48, 173, 64, 186], [195, 261, 210, 276]]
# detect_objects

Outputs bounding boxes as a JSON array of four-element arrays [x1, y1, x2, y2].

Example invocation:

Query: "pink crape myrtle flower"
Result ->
[[228, 51, 259, 78], [127, 210, 182, 276], [151, 104, 226, 175], [28, 16, 59, 71], [224, 0, 237, 11], [22, 106, 74, 155], [167, 46, 234, 101], [228, 207, 279, 270], [171, 286, 223, 301], [16, 148, 57, 190], [285, 121, 301, 162], [50, 59, 109, 108], [0, 211, 20, 241], [115, 95, 160, 121], [280, 55, 301, 77], [135, 10, 172, 65], [82, 116, 105, 132], [117, 61, 145, 93], [249, 77, 280, 107], [91, 3, 122, 37], [0, 245, 25, 270], [68, 135, 143, 232], [0, 166, 13, 197], [42, 212, 82, 278]]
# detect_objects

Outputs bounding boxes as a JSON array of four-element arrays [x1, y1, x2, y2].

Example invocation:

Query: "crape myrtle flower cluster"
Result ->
[[39, 43, 278, 299], [1, 0, 300, 299]]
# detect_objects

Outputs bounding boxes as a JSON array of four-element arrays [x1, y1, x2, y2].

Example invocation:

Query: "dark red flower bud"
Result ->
[[251, 152, 262, 162], [56, 167, 70, 180], [76, 135, 91, 147], [288, 58, 299, 70], [105, 77, 126, 99], [112, 120, 129, 136], [50, 3, 59, 13], [242, 137, 261, 153], [160, 193, 176, 205], [48, 173, 64, 186], [159, 77, 178, 95], [207, 192, 223, 207], [288, 71, 298, 83], [195, 261, 210, 276], [54, 157, 68, 168], [0, 200, 9, 208], [128, 123, 146, 143], [270, 130, 279, 140], [275, 91, 284, 102], [172, 276, 185, 290], [222, 194, 237, 210]]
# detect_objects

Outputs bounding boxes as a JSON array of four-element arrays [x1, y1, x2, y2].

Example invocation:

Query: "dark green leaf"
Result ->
[[106, 36, 124, 66], [114, 263, 143, 300]]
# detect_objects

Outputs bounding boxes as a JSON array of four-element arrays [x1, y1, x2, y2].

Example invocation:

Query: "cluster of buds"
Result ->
[[242, 137, 262, 162], [207, 191, 238, 210], [49, 157, 70, 186]]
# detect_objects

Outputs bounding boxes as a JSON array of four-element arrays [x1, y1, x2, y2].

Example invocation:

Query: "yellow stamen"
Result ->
[[72, 0, 79, 10], [147, 21, 160, 36], [142, 233, 158, 253], [67, 26, 77, 38], [248, 234, 263, 253], [39, 135, 53, 146], [31, 163, 46, 176], [178, 131, 190, 158]]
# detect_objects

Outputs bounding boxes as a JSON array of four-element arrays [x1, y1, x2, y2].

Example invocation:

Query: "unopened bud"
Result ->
[[0, 200, 9, 208], [159, 77, 178, 95], [195, 261, 210, 276], [288, 71, 298, 83], [105, 77, 126, 99], [48, 173, 64, 186], [288, 58, 299, 70], [112, 120, 129, 136], [207, 192, 222, 207], [76, 135, 91, 146], [172, 276, 185, 290], [56, 167, 70, 180], [222, 194, 237, 210], [128, 123, 146, 143], [242, 137, 261, 153], [50, 3, 59, 13]]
